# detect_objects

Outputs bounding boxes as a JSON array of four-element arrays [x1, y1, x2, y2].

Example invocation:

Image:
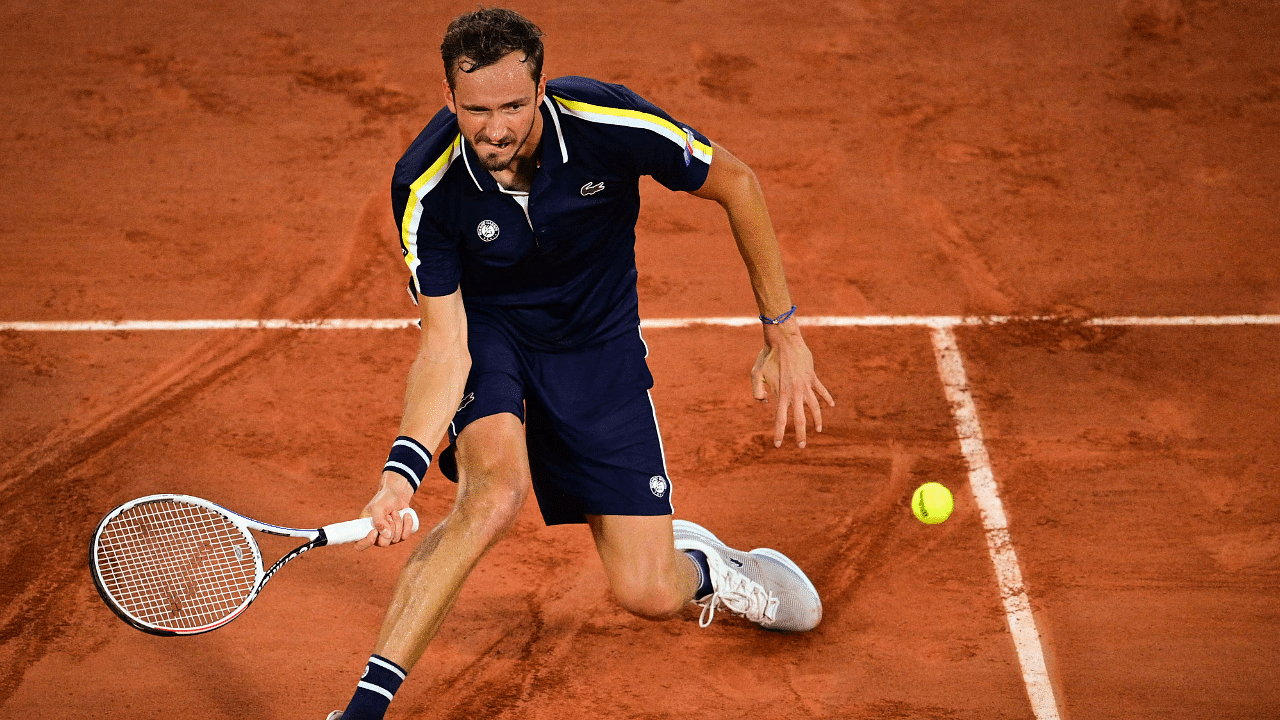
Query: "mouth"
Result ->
[[482, 138, 515, 154]]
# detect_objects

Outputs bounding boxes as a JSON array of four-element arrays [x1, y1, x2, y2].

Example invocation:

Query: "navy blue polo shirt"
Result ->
[[391, 76, 714, 352]]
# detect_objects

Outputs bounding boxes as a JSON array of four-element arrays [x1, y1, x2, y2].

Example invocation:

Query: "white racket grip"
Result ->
[[323, 508, 420, 546]]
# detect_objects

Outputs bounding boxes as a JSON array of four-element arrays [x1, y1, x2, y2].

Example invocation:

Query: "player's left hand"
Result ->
[[751, 322, 835, 448]]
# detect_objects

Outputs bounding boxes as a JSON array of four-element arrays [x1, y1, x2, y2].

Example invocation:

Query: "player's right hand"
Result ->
[[355, 473, 418, 550]]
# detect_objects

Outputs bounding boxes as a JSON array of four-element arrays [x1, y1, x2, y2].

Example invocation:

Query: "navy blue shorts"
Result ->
[[436, 319, 674, 525]]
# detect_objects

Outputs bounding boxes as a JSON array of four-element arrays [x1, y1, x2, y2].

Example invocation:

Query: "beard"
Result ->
[[473, 120, 534, 172]]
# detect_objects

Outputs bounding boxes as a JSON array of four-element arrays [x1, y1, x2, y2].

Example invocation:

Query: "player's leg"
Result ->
[[521, 327, 822, 631], [585, 513, 700, 618], [372, 412, 531, 668], [334, 413, 530, 720], [587, 511, 823, 632]]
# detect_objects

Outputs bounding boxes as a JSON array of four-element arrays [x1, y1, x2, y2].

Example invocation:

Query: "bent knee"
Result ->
[[452, 470, 529, 541], [610, 575, 687, 620]]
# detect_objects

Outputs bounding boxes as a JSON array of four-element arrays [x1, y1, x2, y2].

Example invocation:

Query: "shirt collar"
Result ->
[[459, 96, 569, 193]]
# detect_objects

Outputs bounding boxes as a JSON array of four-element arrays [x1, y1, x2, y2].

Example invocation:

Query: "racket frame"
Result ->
[[90, 494, 333, 637]]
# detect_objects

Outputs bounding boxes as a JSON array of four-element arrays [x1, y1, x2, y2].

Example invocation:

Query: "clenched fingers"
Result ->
[[355, 527, 378, 551]]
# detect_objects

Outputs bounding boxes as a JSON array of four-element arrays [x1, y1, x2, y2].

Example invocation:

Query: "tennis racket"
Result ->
[[89, 493, 419, 636]]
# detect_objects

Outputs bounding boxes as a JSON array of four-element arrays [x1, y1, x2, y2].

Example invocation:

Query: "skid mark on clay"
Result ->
[[916, 198, 1017, 315], [0, 189, 387, 495], [690, 44, 759, 104], [0, 189, 390, 704], [436, 593, 546, 720], [72, 34, 423, 142], [813, 441, 917, 609], [295, 66, 419, 121], [882, 106, 1022, 315], [431, 566, 602, 720], [0, 449, 109, 706]]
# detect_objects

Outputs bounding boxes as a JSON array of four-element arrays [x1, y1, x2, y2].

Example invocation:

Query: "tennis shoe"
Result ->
[[673, 519, 821, 632], [325, 712, 343, 720]]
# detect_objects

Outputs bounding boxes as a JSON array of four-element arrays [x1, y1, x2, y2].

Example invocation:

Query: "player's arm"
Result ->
[[690, 141, 834, 448], [357, 288, 470, 549]]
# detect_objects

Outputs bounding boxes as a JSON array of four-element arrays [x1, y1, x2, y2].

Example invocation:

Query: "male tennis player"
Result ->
[[328, 9, 834, 719]]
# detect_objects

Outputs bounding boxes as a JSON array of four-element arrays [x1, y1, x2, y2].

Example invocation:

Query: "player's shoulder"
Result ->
[[547, 76, 656, 114], [547, 76, 692, 152], [393, 105, 464, 193], [550, 76, 645, 106]]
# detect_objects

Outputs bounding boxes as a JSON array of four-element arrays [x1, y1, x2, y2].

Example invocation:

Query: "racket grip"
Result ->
[[323, 508, 420, 546]]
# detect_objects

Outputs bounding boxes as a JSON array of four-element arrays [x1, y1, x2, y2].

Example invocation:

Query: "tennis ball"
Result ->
[[912, 482, 954, 524]]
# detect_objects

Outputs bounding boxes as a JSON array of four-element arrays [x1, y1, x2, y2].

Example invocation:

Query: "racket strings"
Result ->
[[94, 500, 259, 630]]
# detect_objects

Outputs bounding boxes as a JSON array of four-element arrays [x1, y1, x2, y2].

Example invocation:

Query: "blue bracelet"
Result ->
[[384, 436, 432, 492], [759, 305, 797, 325]]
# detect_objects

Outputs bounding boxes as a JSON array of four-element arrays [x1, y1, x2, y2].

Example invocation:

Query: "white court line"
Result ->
[[930, 326, 1061, 720], [3, 314, 1279, 332], [0, 318, 417, 332], [4, 311, 1275, 713]]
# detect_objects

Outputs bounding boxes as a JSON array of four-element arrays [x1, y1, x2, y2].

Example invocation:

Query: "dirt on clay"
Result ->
[[1, 0, 1278, 719]]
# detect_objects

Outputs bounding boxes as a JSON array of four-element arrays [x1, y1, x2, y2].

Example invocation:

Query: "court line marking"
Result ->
[[930, 326, 1061, 720], [2, 314, 1279, 332], [4, 310, 1273, 716]]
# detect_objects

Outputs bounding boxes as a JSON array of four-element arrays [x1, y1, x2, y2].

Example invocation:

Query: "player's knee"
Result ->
[[608, 571, 685, 620], [453, 470, 529, 542]]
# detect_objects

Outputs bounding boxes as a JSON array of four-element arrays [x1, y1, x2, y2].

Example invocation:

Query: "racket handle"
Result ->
[[323, 508, 420, 546]]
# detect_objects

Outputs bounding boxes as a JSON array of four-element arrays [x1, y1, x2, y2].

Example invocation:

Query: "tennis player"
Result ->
[[328, 9, 834, 719]]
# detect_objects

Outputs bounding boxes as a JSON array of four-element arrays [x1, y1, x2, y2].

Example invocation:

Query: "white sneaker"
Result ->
[[326, 712, 343, 720], [673, 520, 821, 632]]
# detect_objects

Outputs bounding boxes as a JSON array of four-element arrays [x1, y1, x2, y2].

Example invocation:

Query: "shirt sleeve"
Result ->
[[392, 171, 461, 300], [554, 78, 714, 192], [614, 84, 714, 192], [392, 120, 464, 300]]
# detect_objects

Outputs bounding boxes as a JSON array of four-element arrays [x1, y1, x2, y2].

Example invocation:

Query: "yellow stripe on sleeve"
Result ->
[[400, 135, 462, 279], [553, 97, 714, 163]]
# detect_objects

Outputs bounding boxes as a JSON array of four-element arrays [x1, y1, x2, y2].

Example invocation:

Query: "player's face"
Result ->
[[444, 51, 546, 172]]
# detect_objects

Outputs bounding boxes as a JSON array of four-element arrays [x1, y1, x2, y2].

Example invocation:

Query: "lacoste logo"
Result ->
[[580, 181, 605, 196], [457, 393, 475, 412], [728, 557, 744, 568], [476, 219, 499, 242]]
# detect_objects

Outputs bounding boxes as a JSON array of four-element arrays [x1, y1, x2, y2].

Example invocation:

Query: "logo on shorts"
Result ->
[[649, 476, 668, 497], [477, 219, 500, 242], [361, 665, 369, 679], [580, 181, 605, 196], [457, 392, 474, 412], [681, 127, 694, 167]]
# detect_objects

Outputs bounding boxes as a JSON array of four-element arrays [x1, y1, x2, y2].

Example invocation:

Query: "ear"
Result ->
[[442, 76, 456, 114], [535, 73, 547, 106]]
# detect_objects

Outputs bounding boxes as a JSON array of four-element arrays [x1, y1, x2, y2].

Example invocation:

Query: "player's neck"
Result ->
[[490, 111, 544, 194]]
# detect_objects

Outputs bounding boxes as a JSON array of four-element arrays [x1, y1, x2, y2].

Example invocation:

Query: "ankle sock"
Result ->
[[684, 549, 714, 600], [341, 654, 406, 720]]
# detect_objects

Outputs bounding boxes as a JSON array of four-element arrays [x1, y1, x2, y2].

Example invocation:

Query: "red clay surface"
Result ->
[[2, 1, 1278, 718]]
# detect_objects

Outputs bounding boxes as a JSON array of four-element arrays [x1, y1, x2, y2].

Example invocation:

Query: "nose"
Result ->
[[481, 116, 510, 144]]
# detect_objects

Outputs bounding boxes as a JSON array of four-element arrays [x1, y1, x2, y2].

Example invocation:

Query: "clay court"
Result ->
[[2, 0, 1278, 718]]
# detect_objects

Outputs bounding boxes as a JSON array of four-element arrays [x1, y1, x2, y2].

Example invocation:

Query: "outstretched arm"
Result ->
[[690, 142, 834, 448], [357, 288, 471, 548]]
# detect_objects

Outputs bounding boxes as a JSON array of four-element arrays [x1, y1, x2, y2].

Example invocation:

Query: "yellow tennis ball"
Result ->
[[912, 482, 954, 524]]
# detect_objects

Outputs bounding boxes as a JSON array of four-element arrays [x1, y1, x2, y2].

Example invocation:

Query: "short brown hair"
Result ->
[[441, 8, 544, 89]]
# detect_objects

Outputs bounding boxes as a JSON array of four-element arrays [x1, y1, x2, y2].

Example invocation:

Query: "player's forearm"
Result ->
[[375, 347, 469, 496], [397, 345, 470, 449], [722, 180, 793, 319], [693, 144, 794, 317], [378, 292, 470, 495]]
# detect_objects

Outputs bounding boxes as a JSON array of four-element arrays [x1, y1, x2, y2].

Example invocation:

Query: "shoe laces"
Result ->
[[697, 562, 780, 628]]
